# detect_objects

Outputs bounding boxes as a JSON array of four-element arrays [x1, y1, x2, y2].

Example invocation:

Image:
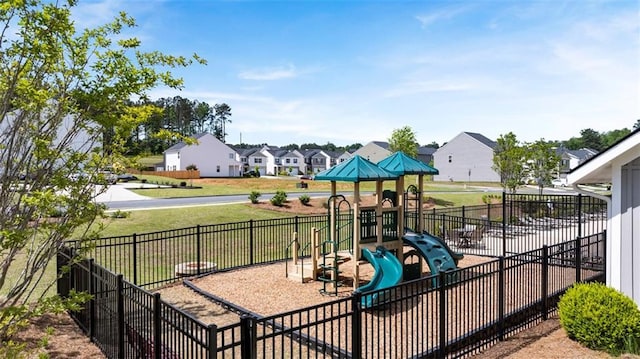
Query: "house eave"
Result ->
[[567, 130, 640, 185]]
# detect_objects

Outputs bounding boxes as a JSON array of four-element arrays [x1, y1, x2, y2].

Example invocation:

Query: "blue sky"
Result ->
[[74, 1, 639, 147]]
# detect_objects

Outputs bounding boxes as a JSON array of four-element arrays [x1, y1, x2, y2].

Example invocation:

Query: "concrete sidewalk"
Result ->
[[94, 183, 161, 203]]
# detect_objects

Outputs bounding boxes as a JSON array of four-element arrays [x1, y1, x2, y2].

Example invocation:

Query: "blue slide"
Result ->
[[421, 230, 464, 265], [355, 246, 403, 309], [402, 231, 459, 277]]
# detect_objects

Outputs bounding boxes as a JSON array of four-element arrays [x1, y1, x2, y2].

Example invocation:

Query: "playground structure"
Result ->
[[287, 152, 462, 297]]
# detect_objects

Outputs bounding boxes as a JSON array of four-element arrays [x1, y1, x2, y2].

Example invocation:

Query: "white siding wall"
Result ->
[[433, 134, 500, 182], [174, 134, 241, 177], [164, 152, 180, 171], [611, 155, 640, 306]]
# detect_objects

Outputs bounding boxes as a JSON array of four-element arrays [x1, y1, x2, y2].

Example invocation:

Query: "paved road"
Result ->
[[98, 183, 572, 211]]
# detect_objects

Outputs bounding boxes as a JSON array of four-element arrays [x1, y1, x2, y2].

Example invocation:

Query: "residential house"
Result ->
[[417, 146, 437, 165], [280, 150, 306, 175], [555, 147, 598, 180], [353, 141, 391, 163], [164, 133, 242, 177], [433, 132, 500, 182], [337, 150, 354, 164], [567, 128, 640, 306], [246, 148, 269, 175]]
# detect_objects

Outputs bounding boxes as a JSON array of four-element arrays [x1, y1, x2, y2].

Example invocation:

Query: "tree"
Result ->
[[388, 126, 419, 158], [526, 139, 560, 195], [492, 132, 527, 193], [634, 119, 640, 130], [213, 103, 232, 142], [580, 128, 604, 152], [601, 128, 631, 148], [0, 0, 202, 343]]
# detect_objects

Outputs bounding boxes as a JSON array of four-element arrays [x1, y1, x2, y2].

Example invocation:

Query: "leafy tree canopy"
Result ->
[[0, 0, 202, 343], [388, 126, 419, 158]]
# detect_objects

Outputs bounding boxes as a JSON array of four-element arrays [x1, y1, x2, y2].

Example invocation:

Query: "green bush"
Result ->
[[248, 191, 261, 204], [558, 282, 640, 355], [299, 194, 310, 205], [110, 210, 130, 219], [270, 190, 287, 207]]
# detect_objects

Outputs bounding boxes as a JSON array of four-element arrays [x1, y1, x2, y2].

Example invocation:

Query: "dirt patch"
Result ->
[[11, 313, 105, 358], [250, 193, 436, 216]]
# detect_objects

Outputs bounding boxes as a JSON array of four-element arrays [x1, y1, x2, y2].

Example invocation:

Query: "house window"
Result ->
[[242, 158, 247, 163], [177, 152, 180, 159], [448, 155, 452, 163], [285, 158, 290, 164], [216, 165, 220, 173], [254, 158, 262, 164], [229, 153, 234, 159], [293, 159, 297, 164]]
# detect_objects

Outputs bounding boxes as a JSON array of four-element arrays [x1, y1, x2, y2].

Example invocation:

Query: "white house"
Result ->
[[163, 133, 242, 177], [247, 149, 269, 175], [433, 132, 500, 182], [280, 150, 306, 175], [337, 150, 353, 164], [567, 128, 640, 307], [353, 141, 391, 163]]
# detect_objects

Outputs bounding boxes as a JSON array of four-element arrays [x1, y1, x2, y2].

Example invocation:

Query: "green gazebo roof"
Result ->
[[377, 151, 439, 175], [314, 155, 399, 182]]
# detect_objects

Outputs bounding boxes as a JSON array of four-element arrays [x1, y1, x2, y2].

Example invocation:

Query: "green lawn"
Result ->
[[99, 204, 289, 237]]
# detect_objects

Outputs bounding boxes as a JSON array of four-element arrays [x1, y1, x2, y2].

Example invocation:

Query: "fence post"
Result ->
[[132, 233, 137, 285], [462, 205, 466, 227], [577, 194, 583, 239], [295, 215, 299, 234], [351, 292, 362, 359], [438, 271, 447, 358], [153, 293, 162, 359], [197, 225, 201, 275], [116, 274, 125, 359], [541, 246, 549, 320], [498, 257, 505, 341], [502, 193, 507, 257], [89, 259, 96, 341], [240, 315, 256, 359], [249, 220, 255, 266], [207, 323, 217, 359], [575, 237, 582, 283]]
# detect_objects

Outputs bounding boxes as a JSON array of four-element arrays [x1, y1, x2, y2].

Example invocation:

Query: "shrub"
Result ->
[[299, 194, 311, 205], [110, 210, 130, 219], [180, 181, 187, 187], [270, 190, 287, 207], [558, 282, 640, 355], [186, 164, 198, 170], [248, 191, 261, 204]]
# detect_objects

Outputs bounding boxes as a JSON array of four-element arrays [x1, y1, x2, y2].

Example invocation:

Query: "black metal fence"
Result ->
[[59, 193, 608, 358], [59, 232, 606, 358], [422, 193, 606, 257], [72, 193, 605, 289]]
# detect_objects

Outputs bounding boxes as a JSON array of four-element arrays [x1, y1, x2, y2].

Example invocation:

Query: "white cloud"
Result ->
[[238, 64, 299, 81], [383, 80, 473, 98], [415, 6, 470, 28]]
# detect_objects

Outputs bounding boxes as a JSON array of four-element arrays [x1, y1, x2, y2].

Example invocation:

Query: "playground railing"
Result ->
[[62, 232, 605, 359], [69, 193, 606, 290]]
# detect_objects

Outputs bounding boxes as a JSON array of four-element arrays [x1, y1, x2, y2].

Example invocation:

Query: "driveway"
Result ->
[[94, 183, 155, 203]]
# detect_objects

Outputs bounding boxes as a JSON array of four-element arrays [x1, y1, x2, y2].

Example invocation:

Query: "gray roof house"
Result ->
[[417, 146, 437, 165], [433, 132, 500, 182], [567, 128, 640, 306], [164, 133, 242, 177], [353, 141, 391, 163], [337, 150, 354, 164], [556, 147, 598, 177]]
